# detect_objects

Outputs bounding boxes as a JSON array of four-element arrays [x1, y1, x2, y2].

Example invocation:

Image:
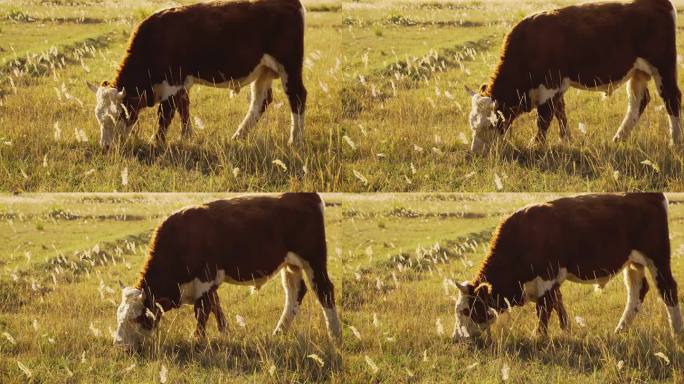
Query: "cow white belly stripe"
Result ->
[[521, 249, 659, 305], [178, 251, 307, 305], [528, 58, 658, 107], [151, 54, 284, 103]]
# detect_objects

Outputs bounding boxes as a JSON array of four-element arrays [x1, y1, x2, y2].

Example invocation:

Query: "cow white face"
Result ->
[[114, 287, 152, 349], [453, 281, 497, 339], [466, 87, 500, 155], [87, 82, 130, 149]]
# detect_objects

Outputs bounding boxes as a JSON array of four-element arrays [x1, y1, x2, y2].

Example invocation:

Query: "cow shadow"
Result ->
[[491, 142, 675, 189], [134, 333, 342, 379], [463, 332, 679, 380]]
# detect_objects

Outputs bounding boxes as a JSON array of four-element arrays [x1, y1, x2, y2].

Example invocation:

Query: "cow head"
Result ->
[[453, 281, 497, 339], [465, 85, 504, 155], [87, 81, 138, 150], [114, 286, 156, 350]]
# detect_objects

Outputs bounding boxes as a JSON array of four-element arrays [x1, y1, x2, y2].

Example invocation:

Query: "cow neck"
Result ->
[[486, 63, 530, 113], [112, 56, 152, 107], [473, 248, 524, 310]]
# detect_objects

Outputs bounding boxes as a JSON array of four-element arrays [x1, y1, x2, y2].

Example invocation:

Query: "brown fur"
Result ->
[[482, 0, 679, 139]]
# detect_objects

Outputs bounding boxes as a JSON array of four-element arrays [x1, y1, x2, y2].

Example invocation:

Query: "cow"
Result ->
[[87, 0, 307, 150], [452, 193, 683, 339], [114, 193, 341, 350], [466, 0, 681, 154]]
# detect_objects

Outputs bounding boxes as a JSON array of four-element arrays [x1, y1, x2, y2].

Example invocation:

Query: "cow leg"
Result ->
[[281, 65, 307, 146], [653, 68, 682, 145], [613, 72, 650, 143], [194, 291, 213, 339], [231, 70, 275, 141], [176, 88, 193, 139], [645, 260, 683, 334], [552, 286, 569, 331], [535, 294, 553, 337], [553, 94, 570, 141], [273, 266, 307, 335], [533, 99, 555, 145], [615, 263, 648, 332], [208, 287, 227, 333], [156, 97, 177, 146], [303, 264, 341, 341]]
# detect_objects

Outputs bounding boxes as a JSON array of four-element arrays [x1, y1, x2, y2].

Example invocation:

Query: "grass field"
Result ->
[[4, 0, 684, 191], [340, 193, 684, 382], [2, 193, 684, 383], [0, 193, 345, 383]]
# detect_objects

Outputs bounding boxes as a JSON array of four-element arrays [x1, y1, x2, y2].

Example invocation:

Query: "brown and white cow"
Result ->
[[114, 193, 341, 349], [467, 0, 681, 154], [453, 193, 683, 339], [88, 0, 307, 150]]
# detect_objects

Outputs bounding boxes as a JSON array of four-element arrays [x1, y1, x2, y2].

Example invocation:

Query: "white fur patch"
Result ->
[[522, 268, 567, 301], [183, 54, 282, 92]]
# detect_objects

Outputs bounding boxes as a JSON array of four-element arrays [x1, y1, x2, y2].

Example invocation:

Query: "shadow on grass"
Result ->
[[137, 334, 342, 380], [464, 332, 678, 380]]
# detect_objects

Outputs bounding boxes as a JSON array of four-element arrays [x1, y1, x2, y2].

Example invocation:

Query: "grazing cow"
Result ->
[[453, 193, 683, 339], [467, 0, 681, 154], [114, 193, 341, 349], [87, 0, 307, 150]]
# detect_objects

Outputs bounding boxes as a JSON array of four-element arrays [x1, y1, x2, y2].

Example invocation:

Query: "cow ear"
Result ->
[[116, 89, 126, 101], [86, 81, 99, 93], [475, 282, 493, 301], [118, 280, 125, 289], [480, 83, 488, 92], [156, 297, 174, 311], [455, 281, 470, 294], [464, 85, 477, 97]]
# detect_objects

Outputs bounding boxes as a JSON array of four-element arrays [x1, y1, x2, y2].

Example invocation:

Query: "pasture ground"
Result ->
[[1, 193, 684, 383], [4, 0, 684, 191]]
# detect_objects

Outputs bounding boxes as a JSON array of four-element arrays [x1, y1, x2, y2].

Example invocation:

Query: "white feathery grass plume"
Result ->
[[17, 361, 32, 378], [3, 331, 16, 345], [235, 314, 246, 328], [458, 132, 469, 145], [435, 318, 444, 336], [159, 364, 168, 383], [616, 360, 624, 371], [193, 116, 205, 130], [272, 159, 288, 172], [53, 121, 62, 141], [349, 325, 361, 340], [121, 167, 128, 187], [364, 355, 379, 374], [654, 352, 670, 365], [494, 173, 503, 191], [353, 169, 368, 186], [74, 127, 88, 142], [42, 155, 48, 168], [501, 363, 510, 381], [574, 316, 586, 327], [307, 354, 325, 367], [641, 160, 660, 173], [413, 144, 424, 153], [372, 313, 380, 328], [343, 135, 356, 150], [232, 167, 240, 178], [466, 362, 479, 370], [123, 363, 136, 374], [89, 322, 101, 337], [578, 122, 588, 134]]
